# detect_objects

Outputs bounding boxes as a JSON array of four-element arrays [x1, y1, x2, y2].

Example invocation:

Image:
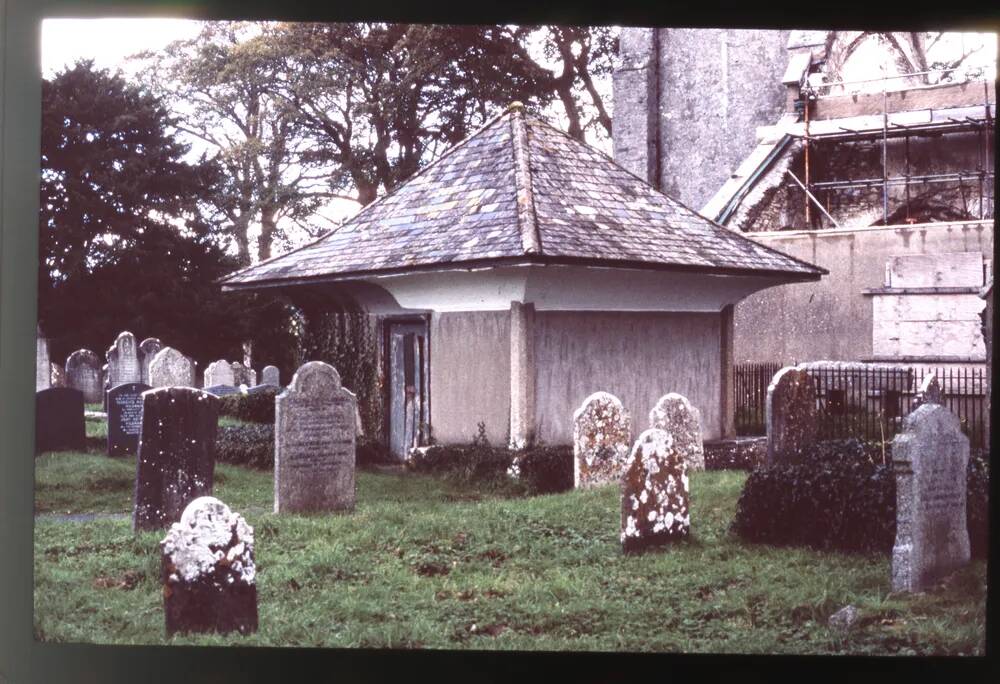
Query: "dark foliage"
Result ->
[[356, 438, 396, 469], [218, 387, 279, 424], [731, 439, 989, 558], [509, 446, 574, 494], [704, 438, 767, 471], [215, 424, 273, 470]]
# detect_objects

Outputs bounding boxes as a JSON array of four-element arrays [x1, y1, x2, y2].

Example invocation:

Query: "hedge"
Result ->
[[215, 422, 390, 471], [218, 387, 279, 424], [731, 439, 989, 558]]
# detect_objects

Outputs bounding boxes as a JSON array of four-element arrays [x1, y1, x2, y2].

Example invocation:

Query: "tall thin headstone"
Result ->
[[572, 392, 632, 489], [35, 387, 86, 453], [204, 360, 236, 388], [261, 365, 280, 387], [107, 382, 152, 457], [149, 347, 196, 388], [274, 361, 357, 513], [66, 349, 103, 403], [50, 363, 67, 388], [139, 338, 163, 386], [891, 403, 971, 592], [36, 325, 51, 391], [161, 497, 258, 636], [101, 364, 109, 410], [107, 331, 141, 388], [765, 367, 818, 466], [133, 387, 218, 531], [649, 393, 705, 471], [621, 428, 690, 554]]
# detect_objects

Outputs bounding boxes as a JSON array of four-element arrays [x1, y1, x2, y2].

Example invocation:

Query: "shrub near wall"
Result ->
[[218, 387, 279, 424], [731, 439, 989, 558]]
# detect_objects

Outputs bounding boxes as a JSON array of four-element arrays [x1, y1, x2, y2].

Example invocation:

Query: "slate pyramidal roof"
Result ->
[[221, 105, 826, 291]]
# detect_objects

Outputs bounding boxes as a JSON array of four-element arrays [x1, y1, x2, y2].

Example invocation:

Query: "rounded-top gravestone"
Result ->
[[274, 361, 357, 513], [621, 428, 690, 554], [261, 365, 280, 387], [107, 382, 152, 457], [148, 347, 196, 388], [573, 391, 632, 489], [204, 360, 235, 388], [649, 393, 705, 471], [35, 387, 86, 453], [66, 349, 103, 403], [107, 331, 141, 387], [161, 496, 258, 636], [139, 337, 163, 386], [765, 367, 818, 466], [133, 387, 219, 531]]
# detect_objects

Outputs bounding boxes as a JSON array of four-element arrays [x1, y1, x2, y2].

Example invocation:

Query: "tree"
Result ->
[[38, 60, 247, 365]]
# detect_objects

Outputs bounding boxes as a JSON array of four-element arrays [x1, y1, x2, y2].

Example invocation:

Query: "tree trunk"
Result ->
[[258, 205, 278, 262]]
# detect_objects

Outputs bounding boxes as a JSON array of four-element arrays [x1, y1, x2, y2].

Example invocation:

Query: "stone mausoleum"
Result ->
[[222, 104, 825, 460]]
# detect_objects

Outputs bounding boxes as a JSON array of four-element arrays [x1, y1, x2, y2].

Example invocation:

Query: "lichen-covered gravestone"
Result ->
[[161, 496, 257, 636], [107, 382, 152, 457], [765, 367, 818, 466], [148, 347, 196, 388], [274, 361, 357, 513], [107, 331, 141, 388], [649, 393, 705, 471], [231, 362, 256, 387], [133, 387, 218, 531], [65, 349, 103, 403], [620, 428, 690, 554], [35, 387, 86, 453], [573, 391, 632, 489], [203, 360, 235, 388], [139, 337, 163, 386], [891, 403, 970, 592], [261, 365, 280, 387]]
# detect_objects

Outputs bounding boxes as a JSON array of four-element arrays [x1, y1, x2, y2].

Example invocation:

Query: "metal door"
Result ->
[[388, 321, 429, 461]]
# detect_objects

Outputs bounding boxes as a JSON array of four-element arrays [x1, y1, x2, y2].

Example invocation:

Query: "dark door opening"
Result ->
[[387, 320, 429, 461]]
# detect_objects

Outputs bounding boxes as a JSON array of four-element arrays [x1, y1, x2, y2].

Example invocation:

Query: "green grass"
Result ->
[[33, 454, 986, 654]]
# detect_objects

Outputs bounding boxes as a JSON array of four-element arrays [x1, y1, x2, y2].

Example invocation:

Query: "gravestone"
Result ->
[[101, 364, 109, 410], [35, 387, 86, 453], [139, 338, 163, 386], [203, 385, 239, 397], [36, 325, 50, 391], [891, 403, 970, 592], [765, 367, 818, 466], [262, 365, 280, 387], [161, 496, 258, 636], [620, 428, 690, 554], [66, 349, 103, 404], [274, 361, 357, 513], [231, 362, 255, 387], [133, 387, 219, 531], [107, 382, 152, 457], [572, 391, 632, 489], [649, 393, 705, 471], [149, 347, 196, 388], [204, 360, 235, 388], [913, 373, 944, 409], [107, 331, 141, 387], [50, 363, 66, 388]]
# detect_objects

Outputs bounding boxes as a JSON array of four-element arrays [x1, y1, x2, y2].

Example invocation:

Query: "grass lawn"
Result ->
[[33, 447, 987, 654]]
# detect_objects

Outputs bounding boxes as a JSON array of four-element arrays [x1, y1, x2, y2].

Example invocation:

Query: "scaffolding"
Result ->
[[788, 71, 995, 227]]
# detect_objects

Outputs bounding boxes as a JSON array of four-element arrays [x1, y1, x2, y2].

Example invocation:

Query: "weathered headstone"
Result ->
[[133, 387, 218, 531], [50, 363, 67, 388], [36, 325, 51, 391], [261, 365, 280, 387], [107, 382, 152, 457], [231, 362, 255, 387], [139, 337, 164, 386], [913, 372, 944, 409], [161, 496, 258, 636], [204, 360, 235, 388], [274, 361, 357, 513], [649, 393, 705, 471], [765, 367, 818, 466], [107, 331, 141, 388], [35, 387, 86, 453], [891, 403, 970, 592], [621, 428, 690, 554], [572, 391, 632, 489], [149, 347, 196, 388], [101, 364, 109, 410], [65, 349, 103, 403]]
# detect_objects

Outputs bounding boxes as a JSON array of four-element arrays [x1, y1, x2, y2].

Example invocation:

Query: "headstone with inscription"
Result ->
[[891, 403, 970, 592], [204, 360, 235, 388], [107, 382, 152, 457], [573, 392, 632, 489], [133, 387, 218, 531], [66, 349, 103, 403], [36, 324, 51, 391], [649, 393, 705, 471], [35, 387, 86, 453], [149, 347, 196, 388], [274, 361, 357, 513], [107, 331, 141, 388], [765, 367, 818, 466], [161, 496, 258, 636], [139, 338, 163, 386], [620, 428, 690, 554], [262, 365, 280, 387]]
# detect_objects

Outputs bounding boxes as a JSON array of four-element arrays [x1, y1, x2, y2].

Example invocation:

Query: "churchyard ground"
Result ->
[[33, 414, 986, 654]]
